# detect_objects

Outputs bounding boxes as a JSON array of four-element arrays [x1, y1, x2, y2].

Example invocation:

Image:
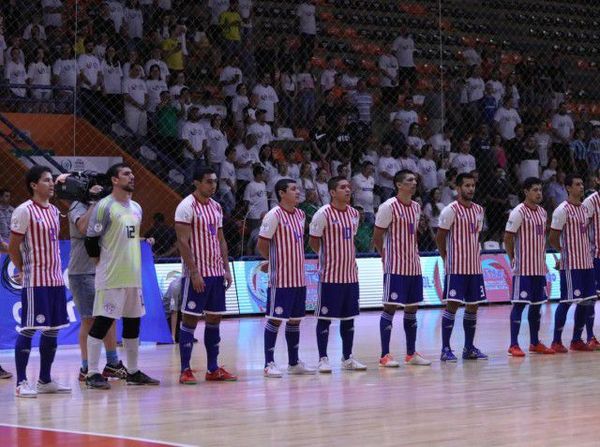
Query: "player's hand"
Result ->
[[89, 185, 103, 195], [260, 262, 268, 273], [191, 271, 205, 293], [12, 271, 23, 286], [145, 237, 155, 246], [224, 270, 233, 290]]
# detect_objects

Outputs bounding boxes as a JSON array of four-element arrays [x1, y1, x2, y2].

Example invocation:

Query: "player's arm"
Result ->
[[85, 201, 109, 262], [373, 202, 392, 257], [257, 211, 278, 261], [372, 227, 386, 257], [175, 222, 204, 293], [8, 233, 24, 279], [548, 229, 561, 252], [435, 228, 448, 259], [8, 207, 29, 283], [436, 205, 455, 260], [217, 227, 233, 289], [503, 208, 523, 264], [549, 206, 566, 252], [256, 237, 269, 260], [308, 208, 326, 254]]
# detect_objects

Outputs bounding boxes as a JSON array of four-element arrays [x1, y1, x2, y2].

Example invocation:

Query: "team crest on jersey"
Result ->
[[331, 219, 339, 224], [10, 218, 19, 230], [187, 301, 197, 310], [275, 306, 283, 315], [449, 289, 457, 297], [574, 289, 581, 297], [520, 291, 528, 298], [390, 292, 398, 300], [36, 314, 46, 324], [104, 303, 116, 314], [321, 306, 329, 315], [94, 223, 103, 232]]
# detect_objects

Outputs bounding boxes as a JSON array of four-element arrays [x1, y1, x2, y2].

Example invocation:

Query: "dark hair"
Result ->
[[106, 163, 130, 181], [0, 188, 9, 195], [225, 146, 236, 157], [149, 63, 161, 78], [456, 172, 475, 186], [153, 212, 165, 222], [274, 178, 296, 202], [565, 173, 583, 188], [253, 164, 265, 178], [194, 166, 217, 182], [362, 161, 374, 169], [522, 177, 542, 191], [393, 169, 415, 189], [327, 176, 347, 192], [236, 83, 246, 93], [428, 188, 441, 217], [25, 166, 52, 195]]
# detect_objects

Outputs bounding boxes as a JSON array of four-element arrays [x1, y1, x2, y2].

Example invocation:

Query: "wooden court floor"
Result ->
[[1, 304, 600, 447]]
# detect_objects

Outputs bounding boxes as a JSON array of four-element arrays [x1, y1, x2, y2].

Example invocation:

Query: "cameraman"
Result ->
[[68, 184, 127, 381]]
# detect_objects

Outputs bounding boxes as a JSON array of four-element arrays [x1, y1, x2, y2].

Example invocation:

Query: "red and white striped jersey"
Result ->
[[584, 192, 600, 259], [175, 195, 224, 278], [438, 201, 484, 275], [505, 203, 548, 276], [309, 204, 359, 283], [259, 206, 306, 288], [551, 200, 593, 270], [10, 200, 63, 287], [375, 198, 422, 275]]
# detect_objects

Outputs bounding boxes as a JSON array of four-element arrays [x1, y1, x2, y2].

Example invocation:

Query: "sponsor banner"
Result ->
[[24, 156, 123, 174]]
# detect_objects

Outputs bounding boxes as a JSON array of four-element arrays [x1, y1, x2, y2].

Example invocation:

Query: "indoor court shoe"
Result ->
[[341, 355, 367, 371], [550, 342, 568, 353], [205, 367, 238, 381], [288, 360, 317, 375], [0, 366, 13, 379], [103, 361, 128, 380], [462, 347, 489, 360], [179, 368, 198, 385], [587, 336, 600, 351], [318, 357, 332, 373], [37, 380, 72, 394], [508, 345, 526, 357], [126, 370, 160, 386], [570, 340, 594, 352], [440, 347, 458, 362], [264, 362, 283, 378], [379, 353, 400, 367], [15, 380, 37, 398], [78, 367, 87, 382], [86, 373, 111, 390], [405, 352, 432, 366], [529, 343, 555, 354]]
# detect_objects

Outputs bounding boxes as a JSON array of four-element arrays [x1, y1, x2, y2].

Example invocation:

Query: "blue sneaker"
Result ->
[[440, 347, 458, 362], [462, 346, 489, 360]]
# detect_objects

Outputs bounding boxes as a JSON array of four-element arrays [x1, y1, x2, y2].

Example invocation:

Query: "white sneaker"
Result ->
[[264, 362, 283, 378], [318, 357, 332, 373], [341, 355, 367, 371], [36, 380, 72, 394], [404, 352, 432, 366], [287, 360, 317, 375], [379, 353, 400, 368], [15, 380, 37, 398]]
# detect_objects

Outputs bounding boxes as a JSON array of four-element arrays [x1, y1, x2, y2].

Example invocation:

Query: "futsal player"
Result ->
[[84, 163, 160, 389], [504, 177, 555, 356], [258, 178, 316, 378], [8, 166, 71, 397], [435, 172, 488, 361], [582, 177, 600, 349], [373, 170, 431, 367], [175, 166, 237, 384], [549, 174, 596, 353], [309, 176, 367, 373]]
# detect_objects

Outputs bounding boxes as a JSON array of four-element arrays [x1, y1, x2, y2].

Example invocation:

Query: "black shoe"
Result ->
[[126, 370, 160, 386], [0, 365, 12, 380], [103, 360, 128, 380], [85, 373, 111, 390]]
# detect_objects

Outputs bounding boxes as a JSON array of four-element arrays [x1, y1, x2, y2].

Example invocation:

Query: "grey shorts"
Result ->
[[69, 274, 95, 318]]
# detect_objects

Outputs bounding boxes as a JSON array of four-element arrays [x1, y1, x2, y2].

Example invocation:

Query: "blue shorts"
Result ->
[[511, 275, 547, 305], [316, 282, 359, 320], [266, 286, 306, 320], [21, 286, 69, 331], [443, 274, 487, 304], [593, 258, 600, 293], [560, 269, 596, 303], [181, 276, 226, 315], [383, 274, 423, 307]]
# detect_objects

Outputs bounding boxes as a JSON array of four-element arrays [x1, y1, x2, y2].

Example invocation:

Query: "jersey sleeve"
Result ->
[[258, 210, 279, 240], [438, 205, 456, 230], [9, 206, 29, 235], [86, 200, 111, 237], [551, 205, 567, 231], [309, 207, 327, 238], [174, 200, 192, 225], [68, 201, 88, 226], [374, 201, 393, 229], [584, 196, 596, 220], [505, 207, 523, 233]]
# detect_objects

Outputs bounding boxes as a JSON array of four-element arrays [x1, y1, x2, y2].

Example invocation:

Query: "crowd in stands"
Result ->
[[2, 0, 600, 258]]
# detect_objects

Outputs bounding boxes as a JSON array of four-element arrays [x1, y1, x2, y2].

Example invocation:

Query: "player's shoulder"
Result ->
[[263, 206, 280, 220], [315, 204, 331, 217], [347, 204, 360, 217], [554, 200, 569, 213], [208, 197, 223, 211], [380, 197, 397, 209], [14, 200, 33, 214], [130, 199, 142, 211]]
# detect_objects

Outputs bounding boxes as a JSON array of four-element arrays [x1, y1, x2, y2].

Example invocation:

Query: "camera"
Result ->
[[54, 171, 111, 203]]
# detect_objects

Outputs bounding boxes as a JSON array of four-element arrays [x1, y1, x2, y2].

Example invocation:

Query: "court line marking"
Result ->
[[0, 423, 196, 447]]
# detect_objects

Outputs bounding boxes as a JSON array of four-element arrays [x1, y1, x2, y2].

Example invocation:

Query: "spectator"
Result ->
[[94, 4, 116, 37], [279, 64, 297, 127], [23, 14, 47, 41], [381, 119, 407, 156], [517, 135, 541, 184], [320, 56, 337, 93], [541, 158, 558, 183], [52, 43, 77, 111], [154, 91, 182, 165], [232, 83, 249, 128], [297, 162, 315, 203], [145, 47, 170, 83], [351, 78, 374, 125], [377, 143, 400, 201], [235, 133, 260, 193], [246, 108, 273, 147], [494, 96, 521, 141], [161, 24, 184, 74], [485, 167, 511, 241], [206, 114, 228, 173], [571, 128, 588, 175], [252, 72, 279, 124], [480, 82, 498, 128], [485, 69, 505, 104], [180, 106, 207, 177], [310, 112, 331, 163], [0, 188, 13, 252], [144, 213, 177, 258], [440, 167, 458, 205], [107, 0, 125, 32], [146, 63, 168, 116], [41, 0, 63, 29], [351, 161, 376, 226], [297, 61, 317, 125], [423, 188, 444, 232], [122, 49, 145, 80], [588, 126, 600, 172], [77, 38, 102, 126], [315, 167, 330, 206], [169, 72, 188, 98], [341, 68, 359, 95], [451, 138, 477, 174], [330, 114, 354, 165], [124, 0, 144, 46], [100, 46, 123, 120], [505, 73, 520, 109], [492, 133, 508, 170], [219, 0, 242, 59], [418, 145, 438, 193], [238, 0, 253, 40], [462, 43, 481, 67], [243, 164, 268, 235], [285, 150, 301, 180], [379, 42, 399, 106], [26, 47, 51, 112], [122, 64, 148, 136], [218, 146, 237, 215], [219, 54, 243, 109], [533, 120, 552, 168], [254, 34, 277, 75], [5, 47, 27, 101], [407, 123, 426, 153], [390, 96, 418, 137], [398, 145, 418, 172], [417, 214, 436, 251], [23, 25, 48, 63], [267, 160, 291, 204], [428, 126, 452, 156], [545, 169, 567, 211], [392, 27, 416, 88], [354, 206, 374, 252], [296, 0, 317, 67], [300, 148, 319, 178], [471, 124, 494, 179], [551, 102, 575, 172]]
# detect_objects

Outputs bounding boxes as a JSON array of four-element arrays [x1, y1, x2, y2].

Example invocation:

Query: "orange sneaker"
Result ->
[[529, 343, 555, 354], [550, 342, 569, 353], [570, 340, 594, 352], [379, 353, 400, 368], [179, 368, 198, 385], [205, 367, 238, 381], [587, 336, 600, 351], [508, 345, 526, 357]]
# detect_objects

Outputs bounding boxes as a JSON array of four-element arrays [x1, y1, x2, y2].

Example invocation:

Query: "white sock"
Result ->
[[123, 338, 139, 374], [87, 336, 103, 375]]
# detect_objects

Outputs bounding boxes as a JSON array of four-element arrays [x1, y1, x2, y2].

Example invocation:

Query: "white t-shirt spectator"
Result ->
[[418, 158, 438, 192], [296, 2, 317, 35], [0, 35, 6, 67], [246, 122, 273, 147], [5, 61, 27, 97], [122, 77, 146, 108], [320, 68, 336, 91], [239, 0, 253, 28], [494, 106, 522, 140], [465, 76, 485, 102], [316, 181, 330, 205], [341, 73, 359, 92], [219, 160, 236, 192], [462, 48, 481, 66], [209, 0, 230, 25], [297, 178, 315, 203], [551, 113, 575, 143], [23, 24, 47, 41], [232, 94, 249, 124], [27, 62, 51, 88], [451, 153, 477, 174], [107, 1, 124, 31], [169, 83, 187, 98], [407, 136, 426, 152], [534, 131, 552, 167], [77, 54, 101, 90], [207, 127, 228, 164], [252, 84, 279, 122], [41, 0, 63, 28], [101, 61, 123, 95], [52, 58, 77, 88], [220, 65, 243, 97], [244, 181, 268, 219], [379, 54, 399, 87], [391, 109, 419, 136], [486, 80, 505, 103], [124, 8, 144, 39], [428, 133, 452, 154], [235, 144, 260, 182], [145, 79, 168, 112], [377, 156, 400, 189], [144, 59, 170, 81], [122, 63, 145, 80], [392, 35, 415, 67], [423, 202, 444, 229], [181, 121, 206, 158], [351, 173, 375, 213], [287, 163, 301, 180], [398, 156, 418, 173]]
